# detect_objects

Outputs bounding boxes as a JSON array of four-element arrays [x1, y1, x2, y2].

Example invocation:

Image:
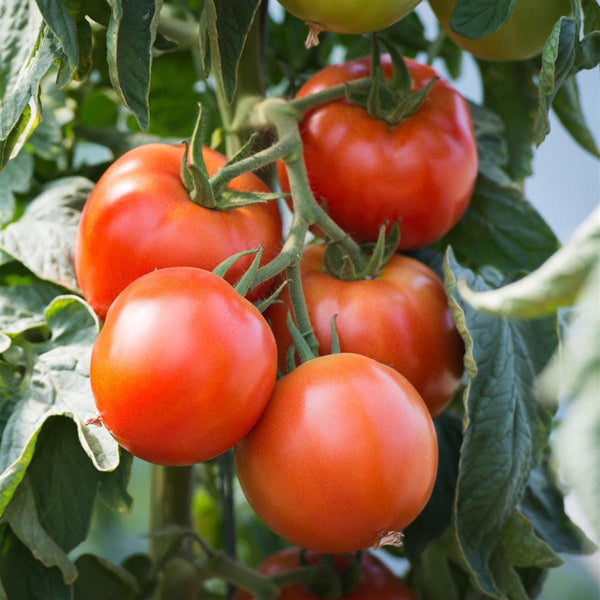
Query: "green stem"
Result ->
[[287, 78, 368, 114], [287, 264, 319, 355], [426, 29, 447, 65]]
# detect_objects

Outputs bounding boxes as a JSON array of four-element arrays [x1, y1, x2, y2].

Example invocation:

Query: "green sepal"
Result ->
[[286, 311, 316, 366], [217, 190, 287, 210], [233, 247, 263, 298], [285, 343, 297, 375], [330, 315, 341, 355], [254, 279, 289, 314], [212, 248, 260, 279], [345, 36, 438, 127], [211, 133, 258, 196]]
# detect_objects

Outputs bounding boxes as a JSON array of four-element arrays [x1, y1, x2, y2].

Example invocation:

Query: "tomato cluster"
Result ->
[[79, 49, 469, 570]]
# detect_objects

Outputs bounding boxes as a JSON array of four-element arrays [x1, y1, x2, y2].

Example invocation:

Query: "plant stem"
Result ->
[[286, 78, 368, 114], [287, 263, 319, 355], [150, 465, 193, 561], [218, 451, 236, 599]]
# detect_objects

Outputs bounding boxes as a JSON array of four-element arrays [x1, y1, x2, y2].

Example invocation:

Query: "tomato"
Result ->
[[277, 56, 477, 250], [266, 244, 463, 417], [75, 143, 282, 318], [90, 266, 277, 466], [233, 547, 417, 599], [277, 0, 422, 35], [235, 353, 438, 553], [428, 0, 571, 61]]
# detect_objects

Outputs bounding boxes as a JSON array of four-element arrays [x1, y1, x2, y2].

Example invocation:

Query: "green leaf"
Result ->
[[553, 76, 600, 158], [0, 177, 94, 292], [456, 206, 600, 318], [199, 0, 262, 103], [477, 60, 538, 181], [106, 0, 162, 130], [34, 0, 79, 73], [0, 2, 62, 166], [450, 0, 516, 40], [0, 151, 34, 226], [73, 554, 139, 600], [583, 0, 600, 34], [98, 450, 134, 513], [0, 296, 119, 521], [0, 281, 60, 334], [444, 249, 559, 597], [1, 476, 77, 584], [0, 524, 69, 600], [534, 15, 578, 145]]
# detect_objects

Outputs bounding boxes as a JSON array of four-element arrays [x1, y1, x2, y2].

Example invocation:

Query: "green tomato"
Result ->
[[428, 0, 571, 61], [278, 0, 422, 35]]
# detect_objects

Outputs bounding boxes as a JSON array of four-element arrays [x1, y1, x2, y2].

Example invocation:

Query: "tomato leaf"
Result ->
[[553, 76, 600, 158], [443, 249, 559, 597], [0, 2, 62, 168], [0, 151, 34, 226], [0, 177, 93, 292], [1, 476, 77, 584], [73, 554, 139, 599], [0, 524, 70, 600], [0, 296, 119, 522], [105, 0, 161, 130], [199, 0, 262, 103], [0, 282, 60, 335], [582, 0, 600, 34], [449, 0, 516, 40]]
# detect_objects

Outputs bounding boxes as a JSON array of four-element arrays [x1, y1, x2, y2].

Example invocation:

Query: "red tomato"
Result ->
[[233, 547, 416, 599], [235, 353, 438, 553], [277, 56, 477, 249], [266, 244, 464, 416], [90, 267, 277, 466], [75, 144, 282, 318]]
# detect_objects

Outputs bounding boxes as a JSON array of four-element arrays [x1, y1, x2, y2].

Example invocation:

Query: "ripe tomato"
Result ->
[[75, 143, 282, 318], [428, 0, 571, 61], [233, 547, 416, 599], [235, 353, 438, 553], [90, 267, 277, 466], [277, 56, 477, 250], [277, 0, 422, 35], [266, 244, 464, 417]]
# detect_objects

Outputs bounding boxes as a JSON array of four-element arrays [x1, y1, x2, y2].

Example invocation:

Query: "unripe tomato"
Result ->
[[75, 144, 282, 318], [428, 0, 571, 61], [90, 267, 277, 466], [235, 353, 438, 553], [266, 244, 464, 416], [233, 547, 417, 599], [277, 57, 477, 250], [277, 0, 422, 35]]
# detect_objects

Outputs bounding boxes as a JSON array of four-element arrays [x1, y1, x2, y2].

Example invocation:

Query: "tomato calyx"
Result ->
[[323, 222, 400, 281], [346, 37, 438, 127]]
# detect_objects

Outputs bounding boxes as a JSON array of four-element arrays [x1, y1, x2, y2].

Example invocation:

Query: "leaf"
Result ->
[[98, 450, 134, 513], [0, 177, 94, 292], [73, 554, 139, 600], [199, 0, 262, 103], [533, 15, 578, 145], [0, 281, 60, 334], [450, 0, 516, 40], [106, 0, 162, 130], [553, 76, 600, 158], [456, 206, 600, 318], [477, 60, 538, 181], [583, 0, 600, 35], [0, 151, 34, 226], [34, 0, 79, 73], [2, 476, 77, 584], [444, 249, 559, 597], [0, 296, 119, 521], [0, 524, 70, 600]]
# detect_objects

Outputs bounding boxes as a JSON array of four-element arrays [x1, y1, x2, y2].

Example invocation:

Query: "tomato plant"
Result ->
[[428, 0, 572, 61], [235, 353, 438, 553], [90, 266, 277, 466], [267, 243, 464, 416], [233, 547, 417, 599], [277, 55, 478, 249], [75, 143, 282, 318], [277, 0, 422, 35]]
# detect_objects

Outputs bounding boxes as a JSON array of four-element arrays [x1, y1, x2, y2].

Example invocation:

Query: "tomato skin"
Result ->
[[428, 0, 571, 61], [75, 143, 282, 318], [90, 267, 277, 466], [277, 56, 477, 250], [266, 244, 463, 417], [277, 0, 422, 35], [233, 548, 417, 600], [235, 353, 438, 553]]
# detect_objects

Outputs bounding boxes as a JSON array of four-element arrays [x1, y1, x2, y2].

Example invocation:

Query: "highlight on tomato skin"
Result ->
[[235, 353, 438, 554], [233, 547, 417, 599], [266, 243, 465, 417], [75, 143, 282, 319], [90, 266, 278, 467], [277, 55, 478, 250]]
